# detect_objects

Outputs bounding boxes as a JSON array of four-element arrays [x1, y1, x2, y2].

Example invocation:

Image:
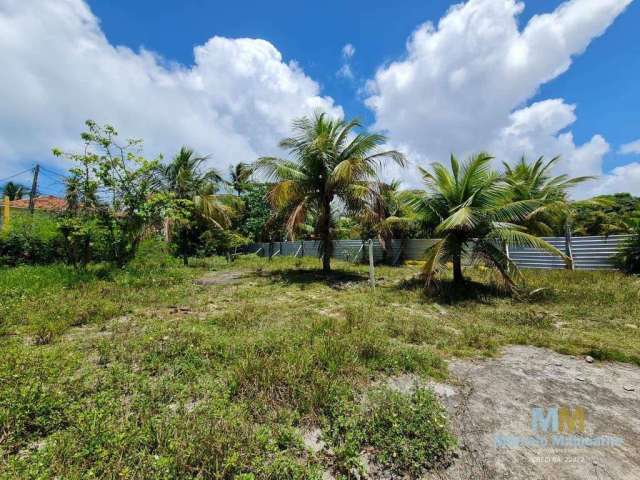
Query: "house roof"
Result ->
[[10, 195, 67, 211]]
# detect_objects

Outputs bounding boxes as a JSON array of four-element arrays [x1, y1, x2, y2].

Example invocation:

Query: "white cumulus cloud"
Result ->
[[366, 0, 633, 197], [584, 162, 640, 197], [619, 139, 640, 155], [0, 0, 342, 179]]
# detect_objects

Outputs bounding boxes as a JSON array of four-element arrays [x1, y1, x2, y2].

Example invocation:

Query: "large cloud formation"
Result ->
[[366, 0, 634, 197], [0, 0, 341, 179]]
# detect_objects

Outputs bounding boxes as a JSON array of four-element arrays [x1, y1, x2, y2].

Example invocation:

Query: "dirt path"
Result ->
[[194, 270, 249, 286], [425, 346, 640, 480]]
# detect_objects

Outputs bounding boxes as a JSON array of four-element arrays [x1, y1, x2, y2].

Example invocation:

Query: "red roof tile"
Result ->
[[10, 195, 67, 211]]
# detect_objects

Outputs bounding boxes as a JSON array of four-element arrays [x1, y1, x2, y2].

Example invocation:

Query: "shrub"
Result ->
[[324, 387, 456, 477], [57, 215, 106, 267], [0, 212, 61, 266], [616, 222, 640, 274]]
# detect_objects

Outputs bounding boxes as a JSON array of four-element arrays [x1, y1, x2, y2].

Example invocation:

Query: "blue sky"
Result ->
[[86, 0, 638, 166], [1, 0, 638, 197]]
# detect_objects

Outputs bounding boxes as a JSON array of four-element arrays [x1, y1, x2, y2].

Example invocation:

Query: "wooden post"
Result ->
[[2, 196, 10, 233], [368, 239, 375, 288]]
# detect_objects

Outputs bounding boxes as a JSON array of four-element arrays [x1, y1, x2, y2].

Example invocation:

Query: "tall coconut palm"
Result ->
[[160, 147, 229, 228], [256, 113, 406, 272], [228, 162, 254, 195], [413, 153, 566, 288], [2, 182, 29, 201], [503, 156, 594, 235]]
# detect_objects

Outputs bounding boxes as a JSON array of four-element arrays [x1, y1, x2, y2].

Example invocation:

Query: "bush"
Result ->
[[616, 221, 640, 274], [0, 212, 61, 266]]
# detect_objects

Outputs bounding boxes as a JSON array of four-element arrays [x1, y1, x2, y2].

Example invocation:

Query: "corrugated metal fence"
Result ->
[[247, 235, 631, 270], [509, 235, 631, 270]]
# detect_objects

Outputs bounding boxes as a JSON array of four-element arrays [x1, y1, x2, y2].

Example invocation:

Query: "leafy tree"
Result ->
[[503, 156, 593, 235], [54, 120, 170, 265], [413, 153, 566, 288], [572, 193, 640, 235], [236, 183, 283, 242], [2, 182, 29, 201], [334, 215, 361, 240], [256, 113, 405, 272]]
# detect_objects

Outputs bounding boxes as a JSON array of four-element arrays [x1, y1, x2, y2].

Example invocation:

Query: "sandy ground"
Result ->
[[421, 346, 640, 480], [194, 270, 248, 286]]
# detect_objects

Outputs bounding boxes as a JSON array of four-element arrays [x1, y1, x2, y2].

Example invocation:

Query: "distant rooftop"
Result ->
[[10, 195, 67, 211]]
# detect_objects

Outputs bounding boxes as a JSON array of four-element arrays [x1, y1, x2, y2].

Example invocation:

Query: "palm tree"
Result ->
[[2, 182, 29, 201], [503, 156, 594, 235], [228, 162, 253, 195], [64, 171, 99, 212], [160, 147, 229, 228], [360, 180, 415, 262], [160, 147, 231, 264], [413, 153, 566, 288], [256, 113, 406, 272]]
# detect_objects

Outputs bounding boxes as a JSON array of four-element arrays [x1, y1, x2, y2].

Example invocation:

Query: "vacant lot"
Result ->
[[1, 252, 639, 479]]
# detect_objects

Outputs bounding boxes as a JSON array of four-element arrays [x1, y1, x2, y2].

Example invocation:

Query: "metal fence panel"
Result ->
[[509, 237, 567, 270], [571, 235, 631, 270], [246, 235, 632, 270]]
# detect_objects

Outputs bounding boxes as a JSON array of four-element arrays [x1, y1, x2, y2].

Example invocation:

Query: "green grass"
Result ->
[[3, 209, 59, 242], [1, 251, 639, 478]]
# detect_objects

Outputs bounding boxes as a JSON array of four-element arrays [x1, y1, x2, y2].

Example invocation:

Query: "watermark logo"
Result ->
[[531, 406, 585, 434], [494, 405, 624, 449]]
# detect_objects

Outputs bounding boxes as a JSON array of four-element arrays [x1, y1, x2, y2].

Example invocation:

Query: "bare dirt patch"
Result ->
[[194, 270, 249, 286], [422, 346, 640, 480]]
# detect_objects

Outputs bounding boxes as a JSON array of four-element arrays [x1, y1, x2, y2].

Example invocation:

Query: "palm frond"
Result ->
[[435, 206, 478, 234], [422, 238, 447, 286]]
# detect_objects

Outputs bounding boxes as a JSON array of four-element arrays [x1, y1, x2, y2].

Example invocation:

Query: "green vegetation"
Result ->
[[3, 117, 639, 284], [325, 387, 455, 477], [503, 155, 593, 235], [2, 117, 638, 478], [53, 120, 170, 266], [256, 113, 405, 272], [572, 193, 640, 236], [0, 210, 60, 266], [2, 250, 639, 478], [616, 219, 640, 273], [359, 180, 417, 261], [0, 240, 191, 342], [158, 146, 234, 265], [2, 182, 29, 201], [412, 153, 566, 287]]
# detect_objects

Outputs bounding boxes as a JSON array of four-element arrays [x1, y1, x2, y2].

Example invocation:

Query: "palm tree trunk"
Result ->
[[322, 247, 331, 272], [452, 251, 464, 285], [320, 197, 332, 273]]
